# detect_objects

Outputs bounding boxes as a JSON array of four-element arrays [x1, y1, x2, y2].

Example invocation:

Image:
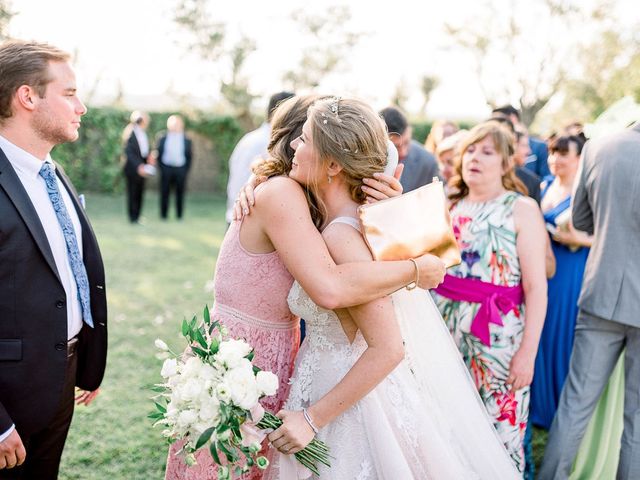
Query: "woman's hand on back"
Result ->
[[361, 164, 404, 203]]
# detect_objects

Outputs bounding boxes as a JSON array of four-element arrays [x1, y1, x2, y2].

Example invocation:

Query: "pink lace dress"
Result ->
[[165, 218, 300, 480]]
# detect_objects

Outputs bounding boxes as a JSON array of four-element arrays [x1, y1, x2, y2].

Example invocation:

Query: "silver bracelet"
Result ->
[[302, 408, 319, 435]]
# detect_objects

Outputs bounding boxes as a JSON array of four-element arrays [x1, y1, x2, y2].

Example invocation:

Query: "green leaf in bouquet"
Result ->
[[194, 328, 208, 350], [195, 427, 216, 450], [210, 336, 220, 354], [150, 384, 166, 393], [246, 350, 255, 361], [190, 315, 198, 331], [147, 411, 164, 421], [181, 318, 189, 337], [209, 441, 222, 466], [191, 346, 207, 358], [203, 305, 211, 325], [218, 439, 239, 463], [154, 401, 167, 414]]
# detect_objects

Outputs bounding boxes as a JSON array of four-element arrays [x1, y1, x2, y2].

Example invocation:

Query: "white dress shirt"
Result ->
[[225, 123, 271, 223], [161, 132, 186, 167], [0, 135, 84, 341], [133, 125, 149, 158]]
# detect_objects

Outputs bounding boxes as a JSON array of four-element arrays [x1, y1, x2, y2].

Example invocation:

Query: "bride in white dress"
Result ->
[[265, 98, 520, 479]]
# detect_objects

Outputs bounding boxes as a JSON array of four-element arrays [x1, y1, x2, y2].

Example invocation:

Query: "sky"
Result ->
[[6, 0, 637, 121]]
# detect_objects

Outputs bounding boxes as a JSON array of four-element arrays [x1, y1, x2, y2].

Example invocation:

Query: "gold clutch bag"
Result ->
[[357, 179, 461, 267]]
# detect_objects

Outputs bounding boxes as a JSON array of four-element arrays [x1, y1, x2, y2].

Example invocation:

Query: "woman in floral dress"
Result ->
[[432, 121, 548, 475]]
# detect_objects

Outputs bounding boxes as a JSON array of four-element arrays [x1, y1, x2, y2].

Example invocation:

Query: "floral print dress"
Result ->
[[432, 191, 528, 474]]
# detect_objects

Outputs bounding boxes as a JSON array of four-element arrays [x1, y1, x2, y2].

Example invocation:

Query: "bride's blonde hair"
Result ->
[[307, 97, 388, 226]]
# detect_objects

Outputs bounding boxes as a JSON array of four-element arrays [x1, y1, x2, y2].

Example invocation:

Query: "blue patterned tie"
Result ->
[[39, 162, 94, 328]]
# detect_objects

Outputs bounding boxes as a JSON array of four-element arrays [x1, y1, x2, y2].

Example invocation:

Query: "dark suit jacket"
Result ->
[[156, 133, 193, 171], [123, 130, 148, 178], [524, 137, 550, 178], [399, 141, 441, 193], [0, 147, 108, 438], [515, 166, 541, 204]]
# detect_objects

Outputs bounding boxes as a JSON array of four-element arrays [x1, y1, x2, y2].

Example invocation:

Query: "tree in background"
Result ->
[[1, 0, 14, 41], [444, 0, 615, 126], [283, 5, 362, 90], [173, 0, 256, 128], [420, 75, 439, 117], [557, 25, 640, 127]]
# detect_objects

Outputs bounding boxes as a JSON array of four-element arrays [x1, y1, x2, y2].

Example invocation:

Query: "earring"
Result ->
[[327, 175, 332, 184]]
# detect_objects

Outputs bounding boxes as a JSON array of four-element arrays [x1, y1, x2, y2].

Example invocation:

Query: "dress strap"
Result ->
[[324, 216, 361, 232]]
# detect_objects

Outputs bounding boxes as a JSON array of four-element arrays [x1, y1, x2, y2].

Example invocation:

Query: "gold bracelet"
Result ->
[[406, 258, 419, 290]]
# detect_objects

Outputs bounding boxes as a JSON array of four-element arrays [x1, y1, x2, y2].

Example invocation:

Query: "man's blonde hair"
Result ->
[[0, 40, 70, 121]]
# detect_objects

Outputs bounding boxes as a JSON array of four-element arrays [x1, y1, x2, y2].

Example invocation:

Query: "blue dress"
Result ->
[[529, 183, 590, 429]]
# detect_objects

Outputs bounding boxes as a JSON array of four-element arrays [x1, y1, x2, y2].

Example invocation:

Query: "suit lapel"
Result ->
[[0, 147, 61, 283], [55, 166, 98, 256]]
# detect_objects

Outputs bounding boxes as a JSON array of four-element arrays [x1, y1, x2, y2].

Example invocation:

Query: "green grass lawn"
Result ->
[[60, 192, 227, 480], [59, 191, 548, 478]]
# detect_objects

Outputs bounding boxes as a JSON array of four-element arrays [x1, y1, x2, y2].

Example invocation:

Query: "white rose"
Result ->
[[161, 358, 178, 378], [178, 378, 203, 402], [177, 409, 198, 429], [216, 383, 231, 403], [225, 364, 260, 410], [182, 356, 204, 378], [256, 371, 279, 397], [199, 364, 219, 382], [199, 397, 221, 424], [216, 339, 252, 369]]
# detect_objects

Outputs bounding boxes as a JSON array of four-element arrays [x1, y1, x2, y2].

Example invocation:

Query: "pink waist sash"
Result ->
[[434, 274, 524, 346]]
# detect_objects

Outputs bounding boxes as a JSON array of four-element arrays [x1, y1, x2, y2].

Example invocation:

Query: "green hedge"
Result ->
[[411, 121, 475, 144], [52, 107, 244, 194]]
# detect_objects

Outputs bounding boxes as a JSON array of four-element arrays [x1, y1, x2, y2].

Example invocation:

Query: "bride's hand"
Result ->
[[361, 164, 404, 203], [506, 347, 535, 391], [267, 410, 315, 455], [414, 254, 446, 289], [233, 174, 266, 220]]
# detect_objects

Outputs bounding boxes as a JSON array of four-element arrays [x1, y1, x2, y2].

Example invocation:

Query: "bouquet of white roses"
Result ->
[[150, 306, 330, 479]]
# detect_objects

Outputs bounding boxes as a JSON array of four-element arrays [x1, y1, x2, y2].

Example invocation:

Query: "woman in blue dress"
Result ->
[[530, 134, 592, 430]]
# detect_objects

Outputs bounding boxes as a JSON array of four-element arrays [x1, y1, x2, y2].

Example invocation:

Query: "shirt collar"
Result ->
[[0, 134, 54, 179]]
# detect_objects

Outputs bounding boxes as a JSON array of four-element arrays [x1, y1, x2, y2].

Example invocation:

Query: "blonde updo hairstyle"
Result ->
[[449, 121, 527, 202], [306, 98, 388, 225]]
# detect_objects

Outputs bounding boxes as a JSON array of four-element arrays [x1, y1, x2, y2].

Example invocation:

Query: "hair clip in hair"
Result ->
[[329, 96, 341, 115]]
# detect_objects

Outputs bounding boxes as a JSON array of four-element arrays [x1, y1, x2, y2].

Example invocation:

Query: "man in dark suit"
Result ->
[[122, 110, 152, 224], [492, 105, 550, 178], [379, 106, 441, 193], [156, 115, 193, 220], [0, 40, 108, 479]]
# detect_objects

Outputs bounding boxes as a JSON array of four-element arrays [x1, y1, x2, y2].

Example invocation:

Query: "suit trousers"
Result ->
[[160, 166, 188, 219], [125, 173, 145, 223], [0, 341, 78, 480], [539, 310, 640, 480]]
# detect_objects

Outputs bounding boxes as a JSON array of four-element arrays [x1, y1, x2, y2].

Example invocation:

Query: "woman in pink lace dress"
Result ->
[[164, 96, 447, 480]]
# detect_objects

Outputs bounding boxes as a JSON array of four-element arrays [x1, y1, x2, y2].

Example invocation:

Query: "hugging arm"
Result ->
[[255, 177, 444, 310]]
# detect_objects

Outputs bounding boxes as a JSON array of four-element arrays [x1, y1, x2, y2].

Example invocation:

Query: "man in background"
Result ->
[[379, 106, 440, 193], [225, 91, 294, 223], [156, 114, 192, 220], [122, 110, 152, 224], [492, 105, 550, 178]]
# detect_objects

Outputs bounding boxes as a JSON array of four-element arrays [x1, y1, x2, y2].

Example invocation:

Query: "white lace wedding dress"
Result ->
[[266, 218, 520, 480]]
